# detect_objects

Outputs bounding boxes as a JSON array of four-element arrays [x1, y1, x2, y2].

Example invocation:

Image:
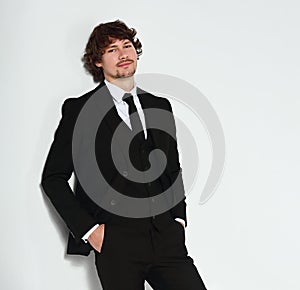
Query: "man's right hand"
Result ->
[[87, 224, 105, 253]]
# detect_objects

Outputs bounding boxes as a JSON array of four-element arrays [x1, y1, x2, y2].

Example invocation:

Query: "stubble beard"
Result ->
[[115, 67, 136, 79]]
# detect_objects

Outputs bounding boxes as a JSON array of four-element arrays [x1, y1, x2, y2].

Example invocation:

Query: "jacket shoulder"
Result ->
[[61, 83, 104, 116], [63, 86, 98, 107]]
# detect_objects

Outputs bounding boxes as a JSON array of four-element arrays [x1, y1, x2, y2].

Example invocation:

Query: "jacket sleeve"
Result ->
[[41, 99, 97, 242], [164, 100, 188, 226]]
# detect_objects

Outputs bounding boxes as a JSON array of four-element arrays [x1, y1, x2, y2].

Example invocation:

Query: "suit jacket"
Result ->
[[41, 81, 187, 256]]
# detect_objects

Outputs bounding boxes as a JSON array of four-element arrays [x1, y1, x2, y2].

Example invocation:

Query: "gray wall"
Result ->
[[1, 0, 299, 289]]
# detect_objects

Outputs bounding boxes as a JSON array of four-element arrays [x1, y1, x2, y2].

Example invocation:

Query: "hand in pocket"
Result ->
[[88, 224, 105, 253]]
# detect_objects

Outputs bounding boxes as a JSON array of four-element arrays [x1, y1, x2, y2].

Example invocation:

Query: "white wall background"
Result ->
[[1, 0, 300, 289]]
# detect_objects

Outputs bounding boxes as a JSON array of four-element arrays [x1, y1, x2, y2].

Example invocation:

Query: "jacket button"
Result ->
[[110, 199, 116, 206], [122, 171, 128, 177], [151, 198, 155, 203]]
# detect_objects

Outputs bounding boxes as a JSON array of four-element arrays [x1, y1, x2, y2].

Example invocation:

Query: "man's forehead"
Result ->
[[107, 38, 131, 46]]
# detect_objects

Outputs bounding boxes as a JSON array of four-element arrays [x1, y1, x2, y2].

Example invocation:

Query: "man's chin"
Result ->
[[117, 71, 136, 79]]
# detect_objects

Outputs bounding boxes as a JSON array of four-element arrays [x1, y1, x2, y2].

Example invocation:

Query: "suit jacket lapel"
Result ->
[[93, 81, 128, 158], [137, 87, 169, 151]]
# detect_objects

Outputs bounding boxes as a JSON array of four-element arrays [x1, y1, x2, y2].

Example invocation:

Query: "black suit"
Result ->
[[41, 81, 207, 289]]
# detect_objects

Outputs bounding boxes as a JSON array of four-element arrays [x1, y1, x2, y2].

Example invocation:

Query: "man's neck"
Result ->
[[106, 76, 135, 92]]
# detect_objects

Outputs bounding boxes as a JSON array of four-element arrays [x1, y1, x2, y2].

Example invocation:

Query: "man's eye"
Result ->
[[124, 45, 132, 48], [107, 49, 116, 53]]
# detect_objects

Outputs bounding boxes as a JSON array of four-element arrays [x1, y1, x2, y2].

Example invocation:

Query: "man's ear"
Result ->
[[95, 62, 102, 68]]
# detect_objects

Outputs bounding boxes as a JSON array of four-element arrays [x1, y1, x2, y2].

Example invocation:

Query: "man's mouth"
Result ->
[[117, 61, 133, 67]]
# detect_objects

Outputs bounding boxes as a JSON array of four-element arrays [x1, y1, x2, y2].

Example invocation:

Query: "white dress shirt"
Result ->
[[82, 80, 185, 242], [105, 79, 148, 139]]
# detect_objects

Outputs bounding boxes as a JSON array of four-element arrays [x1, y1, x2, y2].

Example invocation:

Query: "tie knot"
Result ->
[[122, 93, 134, 105]]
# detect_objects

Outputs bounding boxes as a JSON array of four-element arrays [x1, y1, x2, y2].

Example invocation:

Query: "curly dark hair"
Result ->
[[82, 20, 143, 83]]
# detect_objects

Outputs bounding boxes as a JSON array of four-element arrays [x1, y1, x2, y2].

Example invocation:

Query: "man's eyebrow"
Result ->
[[106, 40, 131, 48], [106, 44, 118, 49]]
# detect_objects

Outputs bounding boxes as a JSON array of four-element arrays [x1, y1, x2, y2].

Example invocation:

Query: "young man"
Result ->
[[41, 20, 207, 290]]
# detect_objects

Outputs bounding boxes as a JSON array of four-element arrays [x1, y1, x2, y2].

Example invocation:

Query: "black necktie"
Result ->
[[122, 93, 144, 138]]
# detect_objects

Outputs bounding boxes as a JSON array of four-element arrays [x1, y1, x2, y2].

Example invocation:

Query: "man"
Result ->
[[41, 20, 207, 290]]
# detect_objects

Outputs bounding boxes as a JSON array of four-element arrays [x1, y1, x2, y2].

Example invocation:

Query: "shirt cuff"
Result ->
[[174, 218, 186, 228], [82, 224, 99, 243]]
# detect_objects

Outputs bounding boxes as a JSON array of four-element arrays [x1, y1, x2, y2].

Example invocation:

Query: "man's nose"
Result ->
[[119, 48, 128, 59]]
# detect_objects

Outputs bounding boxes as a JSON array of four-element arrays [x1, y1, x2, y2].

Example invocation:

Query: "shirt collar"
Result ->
[[104, 79, 137, 104]]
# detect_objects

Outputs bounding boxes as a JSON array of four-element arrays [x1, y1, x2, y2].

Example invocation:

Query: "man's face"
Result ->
[[95, 38, 138, 82]]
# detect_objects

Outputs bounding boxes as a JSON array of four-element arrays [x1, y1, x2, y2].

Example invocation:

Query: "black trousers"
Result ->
[[94, 219, 207, 290]]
